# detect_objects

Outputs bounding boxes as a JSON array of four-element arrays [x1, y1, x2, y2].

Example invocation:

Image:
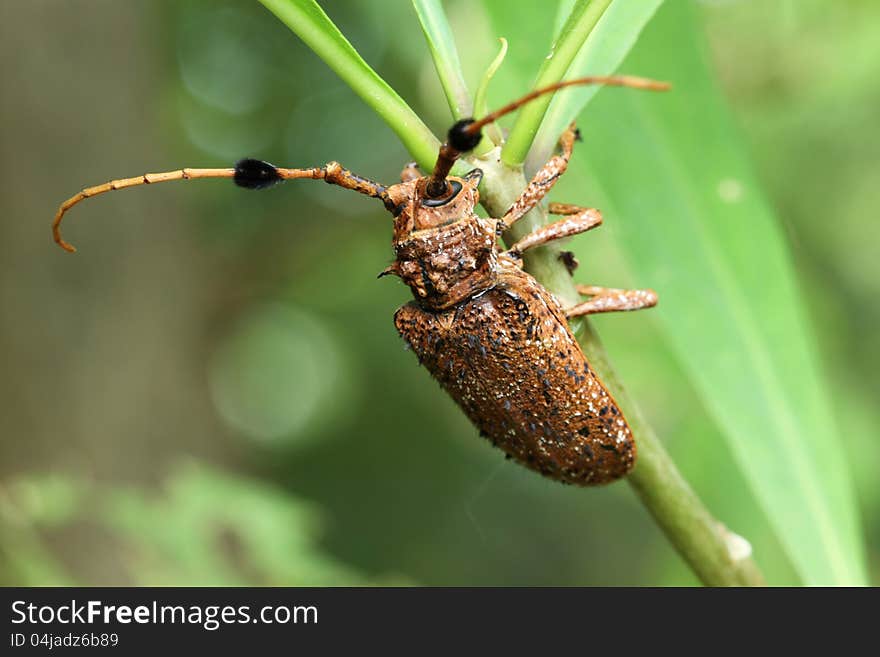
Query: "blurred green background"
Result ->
[[1, 0, 876, 586]]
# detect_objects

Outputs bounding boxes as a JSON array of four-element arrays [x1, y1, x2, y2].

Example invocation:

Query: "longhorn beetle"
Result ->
[[54, 75, 669, 485]]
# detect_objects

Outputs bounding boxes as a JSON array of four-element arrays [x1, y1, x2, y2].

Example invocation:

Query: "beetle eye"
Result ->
[[422, 180, 462, 207]]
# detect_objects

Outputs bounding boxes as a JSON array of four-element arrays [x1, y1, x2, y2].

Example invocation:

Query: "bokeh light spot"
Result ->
[[177, 7, 274, 115], [209, 304, 348, 446]]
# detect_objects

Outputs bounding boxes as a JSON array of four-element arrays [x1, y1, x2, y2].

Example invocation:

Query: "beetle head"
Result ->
[[386, 168, 483, 240]]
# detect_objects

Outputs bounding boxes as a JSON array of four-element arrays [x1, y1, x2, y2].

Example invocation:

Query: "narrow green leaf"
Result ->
[[500, 0, 612, 167], [566, 1, 867, 584], [473, 38, 508, 120], [473, 37, 508, 152], [527, 0, 664, 171], [412, 0, 472, 119], [258, 0, 440, 171]]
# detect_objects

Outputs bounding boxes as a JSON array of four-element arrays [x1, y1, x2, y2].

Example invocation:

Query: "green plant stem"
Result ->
[[473, 152, 765, 586], [579, 324, 766, 586]]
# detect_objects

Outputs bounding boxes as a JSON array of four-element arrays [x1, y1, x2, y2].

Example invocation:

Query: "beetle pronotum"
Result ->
[[54, 75, 668, 485]]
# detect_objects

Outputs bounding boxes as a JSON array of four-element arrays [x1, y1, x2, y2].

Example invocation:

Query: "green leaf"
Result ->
[[500, 0, 612, 166], [258, 0, 440, 171], [527, 0, 664, 171], [412, 0, 472, 119], [473, 37, 508, 153], [565, 1, 866, 584], [473, 37, 508, 120]]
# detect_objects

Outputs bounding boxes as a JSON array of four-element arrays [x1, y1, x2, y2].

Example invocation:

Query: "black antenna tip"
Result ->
[[234, 158, 280, 190], [448, 119, 481, 152]]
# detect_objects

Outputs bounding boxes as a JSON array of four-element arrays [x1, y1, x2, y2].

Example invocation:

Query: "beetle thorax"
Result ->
[[382, 174, 497, 310], [394, 216, 498, 310]]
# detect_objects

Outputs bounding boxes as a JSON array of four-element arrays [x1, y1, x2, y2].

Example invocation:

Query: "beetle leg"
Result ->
[[504, 204, 602, 257], [565, 285, 658, 317], [498, 124, 579, 230], [400, 161, 421, 182]]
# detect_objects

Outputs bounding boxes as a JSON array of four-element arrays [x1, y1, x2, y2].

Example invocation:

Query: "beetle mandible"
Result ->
[[53, 75, 669, 485]]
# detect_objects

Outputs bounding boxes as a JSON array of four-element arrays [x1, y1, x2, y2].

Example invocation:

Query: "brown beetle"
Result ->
[[53, 76, 667, 485]]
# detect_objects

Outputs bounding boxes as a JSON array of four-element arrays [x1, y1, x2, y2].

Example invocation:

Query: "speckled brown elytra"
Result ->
[[53, 75, 668, 485]]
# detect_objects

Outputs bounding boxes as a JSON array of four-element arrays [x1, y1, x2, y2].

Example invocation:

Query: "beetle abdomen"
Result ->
[[394, 267, 635, 485]]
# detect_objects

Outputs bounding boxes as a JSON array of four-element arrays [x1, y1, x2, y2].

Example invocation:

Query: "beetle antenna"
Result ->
[[53, 159, 393, 252], [425, 75, 671, 198], [52, 167, 235, 252]]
